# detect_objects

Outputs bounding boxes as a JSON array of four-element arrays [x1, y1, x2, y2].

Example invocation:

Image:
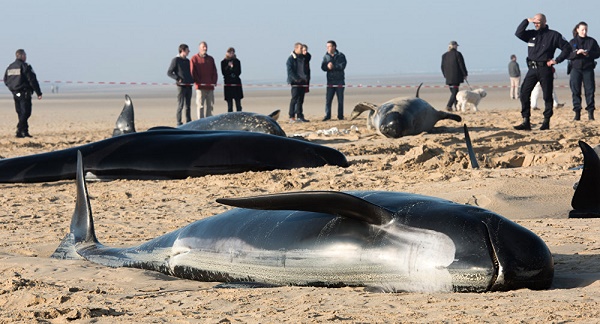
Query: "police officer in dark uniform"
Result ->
[[514, 14, 571, 131], [3, 49, 43, 138]]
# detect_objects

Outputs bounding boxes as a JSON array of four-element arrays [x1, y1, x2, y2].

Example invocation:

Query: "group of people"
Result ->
[[509, 15, 599, 130], [442, 13, 600, 131], [286, 40, 347, 123], [167, 39, 348, 126], [6, 13, 599, 138], [167, 42, 243, 125]]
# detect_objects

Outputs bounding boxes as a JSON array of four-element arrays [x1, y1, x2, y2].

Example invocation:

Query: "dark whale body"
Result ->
[[112, 95, 286, 137], [0, 130, 348, 183], [51, 153, 553, 293]]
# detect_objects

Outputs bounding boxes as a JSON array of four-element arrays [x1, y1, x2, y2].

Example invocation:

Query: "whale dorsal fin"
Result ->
[[268, 109, 281, 121], [71, 150, 99, 244], [570, 141, 600, 217], [112, 94, 136, 137], [217, 191, 394, 225], [415, 82, 423, 98]]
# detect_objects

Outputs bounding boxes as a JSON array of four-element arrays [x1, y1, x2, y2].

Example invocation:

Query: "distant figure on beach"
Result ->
[[287, 42, 309, 123], [567, 21, 600, 121], [191, 41, 218, 119], [441, 41, 468, 111], [167, 44, 194, 125], [321, 40, 347, 121], [3, 49, 43, 138], [514, 13, 571, 131], [220, 47, 243, 112], [508, 54, 521, 99]]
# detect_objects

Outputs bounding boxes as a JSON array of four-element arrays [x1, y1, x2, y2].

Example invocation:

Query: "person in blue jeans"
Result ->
[[321, 40, 347, 121], [568, 21, 600, 121]]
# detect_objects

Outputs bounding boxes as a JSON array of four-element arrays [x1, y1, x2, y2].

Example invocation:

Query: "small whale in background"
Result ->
[[351, 84, 462, 138], [51, 152, 553, 293], [112, 94, 286, 137]]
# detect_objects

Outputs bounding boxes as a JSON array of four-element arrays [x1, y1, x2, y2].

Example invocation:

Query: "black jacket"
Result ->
[[321, 50, 346, 85], [515, 19, 571, 64], [568, 35, 600, 70], [3, 59, 42, 96], [286, 52, 307, 85], [221, 57, 243, 100], [441, 49, 468, 85], [167, 56, 194, 86]]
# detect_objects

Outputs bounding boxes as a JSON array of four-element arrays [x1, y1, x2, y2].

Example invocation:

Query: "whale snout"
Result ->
[[379, 112, 404, 138], [486, 219, 554, 291]]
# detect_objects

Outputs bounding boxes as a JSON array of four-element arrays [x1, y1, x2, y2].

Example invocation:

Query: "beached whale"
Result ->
[[0, 129, 347, 183], [51, 152, 553, 293], [351, 84, 462, 138], [570, 141, 600, 218], [112, 95, 286, 137]]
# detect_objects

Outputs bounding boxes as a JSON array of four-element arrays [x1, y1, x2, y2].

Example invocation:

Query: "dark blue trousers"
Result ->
[[325, 86, 345, 119], [570, 68, 596, 112]]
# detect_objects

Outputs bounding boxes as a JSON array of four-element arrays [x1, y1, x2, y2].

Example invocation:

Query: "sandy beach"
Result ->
[[1, 79, 600, 322]]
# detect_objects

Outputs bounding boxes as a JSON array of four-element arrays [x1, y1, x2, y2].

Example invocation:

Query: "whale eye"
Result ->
[[379, 112, 403, 138]]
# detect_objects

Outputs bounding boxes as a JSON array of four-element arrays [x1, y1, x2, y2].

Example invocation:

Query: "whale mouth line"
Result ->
[[482, 222, 500, 291]]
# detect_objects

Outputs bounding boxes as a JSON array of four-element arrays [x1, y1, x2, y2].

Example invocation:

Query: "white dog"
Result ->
[[455, 88, 487, 112]]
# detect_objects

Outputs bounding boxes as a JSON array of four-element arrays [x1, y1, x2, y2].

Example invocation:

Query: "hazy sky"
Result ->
[[3, 1, 600, 85]]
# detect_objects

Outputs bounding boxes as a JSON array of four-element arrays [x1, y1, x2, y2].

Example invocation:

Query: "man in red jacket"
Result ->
[[191, 41, 218, 119]]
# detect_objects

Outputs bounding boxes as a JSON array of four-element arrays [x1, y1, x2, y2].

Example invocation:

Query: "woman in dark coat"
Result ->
[[441, 41, 468, 111], [221, 47, 243, 112]]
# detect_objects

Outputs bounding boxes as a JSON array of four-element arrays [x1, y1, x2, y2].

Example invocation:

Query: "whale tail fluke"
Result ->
[[570, 141, 600, 218], [351, 102, 378, 120], [112, 94, 136, 137], [441, 112, 462, 123], [51, 151, 100, 259]]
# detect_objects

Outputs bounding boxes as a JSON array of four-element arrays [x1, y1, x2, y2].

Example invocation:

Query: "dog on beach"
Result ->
[[455, 88, 487, 112]]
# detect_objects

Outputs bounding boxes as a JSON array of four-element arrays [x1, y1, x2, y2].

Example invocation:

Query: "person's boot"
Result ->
[[513, 117, 531, 130], [589, 110, 595, 121], [540, 118, 550, 130], [574, 110, 581, 121]]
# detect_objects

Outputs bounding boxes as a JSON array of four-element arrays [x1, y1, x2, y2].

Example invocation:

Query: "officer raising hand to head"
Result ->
[[514, 13, 571, 131]]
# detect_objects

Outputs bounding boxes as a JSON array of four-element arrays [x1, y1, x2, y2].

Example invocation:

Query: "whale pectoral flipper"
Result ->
[[463, 124, 479, 169], [570, 141, 600, 218], [351, 102, 378, 121], [217, 191, 394, 225]]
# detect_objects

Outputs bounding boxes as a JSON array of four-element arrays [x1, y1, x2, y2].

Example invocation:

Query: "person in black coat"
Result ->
[[568, 21, 600, 121], [221, 47, 243, 112], [3, 49, 43, 138], [441, 41, 468, 111], [513, 13, 571, 131]]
